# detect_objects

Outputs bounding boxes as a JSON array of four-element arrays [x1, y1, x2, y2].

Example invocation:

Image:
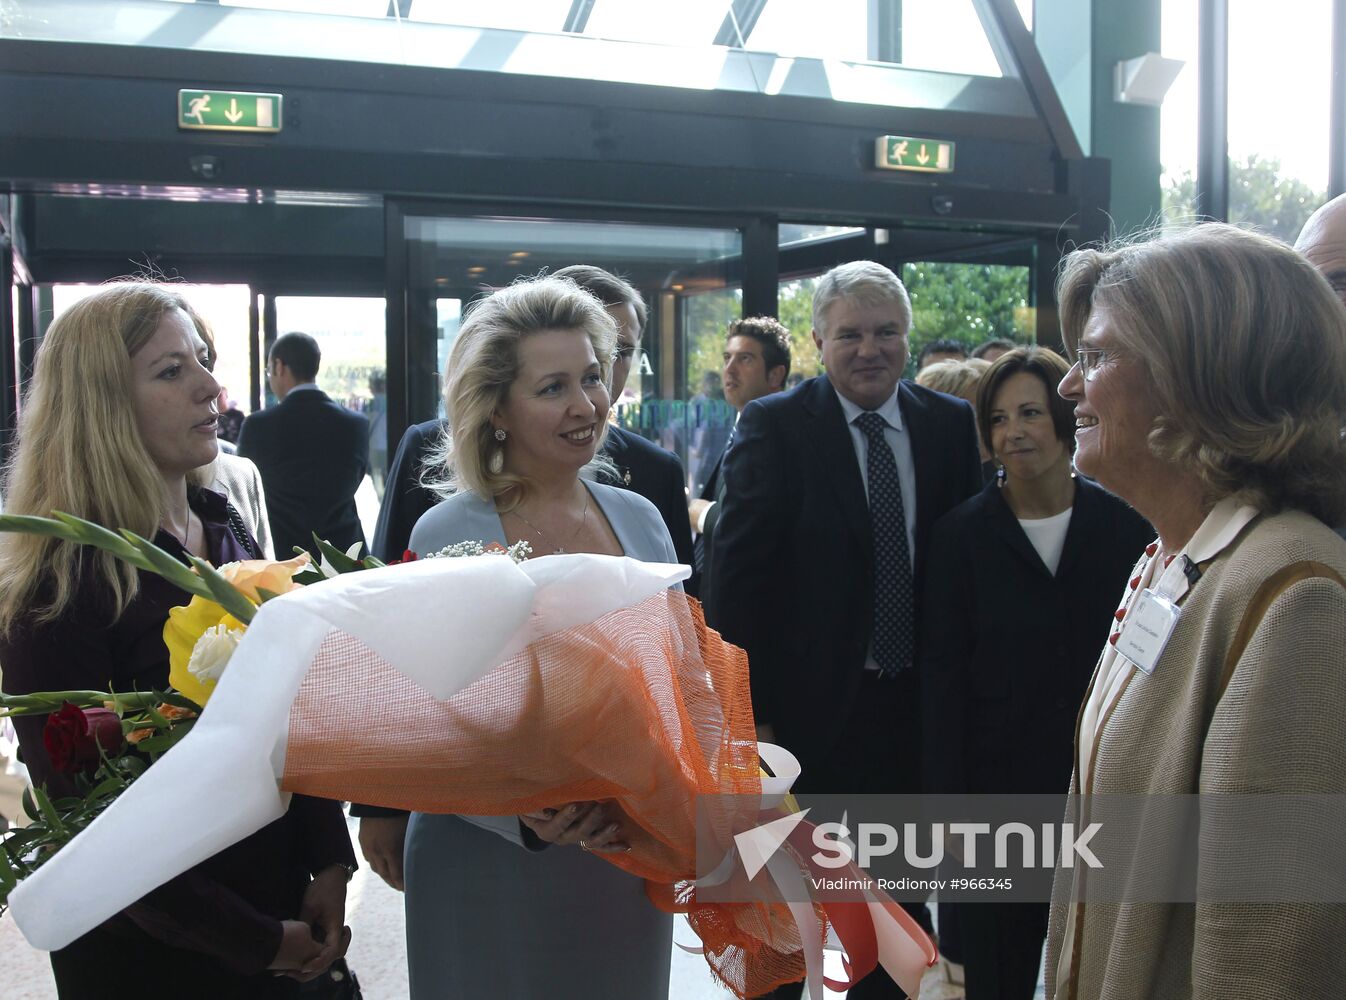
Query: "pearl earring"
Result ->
[[490, 428, 507, 474]]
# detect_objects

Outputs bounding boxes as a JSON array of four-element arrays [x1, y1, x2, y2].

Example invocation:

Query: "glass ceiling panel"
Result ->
[[779, 224, 866, 248], [222, 0, 387, 15], [3, 1, 1039, 119], [584, 0, 732, 48], [901, 0, 1003, 78], [746, 0, 869, 63], [407, 0, 573, 32], [747, 0, 1007, 77]]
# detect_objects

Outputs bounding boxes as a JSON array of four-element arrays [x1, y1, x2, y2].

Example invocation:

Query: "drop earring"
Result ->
[[490, 427, 507, 474]]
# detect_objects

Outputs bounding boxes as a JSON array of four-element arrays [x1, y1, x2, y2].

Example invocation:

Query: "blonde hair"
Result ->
[[915, 356, 990, 402], [0, 282, 216, 635], [424, 275, 616, 511], [1058, 223, 1346, 524]]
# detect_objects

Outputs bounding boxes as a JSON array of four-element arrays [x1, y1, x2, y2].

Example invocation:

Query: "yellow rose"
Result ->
[[164, 554, 309, 707]]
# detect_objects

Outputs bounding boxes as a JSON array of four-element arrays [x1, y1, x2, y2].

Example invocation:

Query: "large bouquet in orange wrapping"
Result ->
[[0, 515, 934, 998]]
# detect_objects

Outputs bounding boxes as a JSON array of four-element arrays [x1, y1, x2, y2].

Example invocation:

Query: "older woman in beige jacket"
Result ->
[[1046, 223, 1346, 1000]]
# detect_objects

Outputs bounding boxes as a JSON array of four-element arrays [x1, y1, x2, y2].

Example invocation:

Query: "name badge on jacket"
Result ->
[[1117, 588, 1180, 675]]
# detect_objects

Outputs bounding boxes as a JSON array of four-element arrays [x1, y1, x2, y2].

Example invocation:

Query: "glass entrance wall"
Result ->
[[271, 295, 387, 531], [49, 282, 253, 416], [400, 211, 742, 492]]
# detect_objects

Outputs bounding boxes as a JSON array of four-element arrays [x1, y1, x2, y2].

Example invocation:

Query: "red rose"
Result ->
[[390, 549, 418, 564], [43, 702, 125, 775]]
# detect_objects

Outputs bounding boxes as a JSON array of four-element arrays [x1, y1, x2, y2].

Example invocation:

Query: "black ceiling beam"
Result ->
[[1196, 0, 1229, 219], [714, 0, 770, 48], [869, 0, 902, 65], [1330, 0, 1344, 197], [562, 0, 596, 34]]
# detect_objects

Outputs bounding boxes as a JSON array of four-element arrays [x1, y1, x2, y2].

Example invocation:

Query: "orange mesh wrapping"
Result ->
[[282, 590, 810, 997]]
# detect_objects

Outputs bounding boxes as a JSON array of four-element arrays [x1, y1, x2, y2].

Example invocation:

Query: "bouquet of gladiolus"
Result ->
[[0, 513, 320, 912], [0, 515, 532, 912], [0, 512, 936, 999]]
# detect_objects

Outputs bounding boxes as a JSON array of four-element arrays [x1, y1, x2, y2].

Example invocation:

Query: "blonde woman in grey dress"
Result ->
[[397, 274, 675, 998]]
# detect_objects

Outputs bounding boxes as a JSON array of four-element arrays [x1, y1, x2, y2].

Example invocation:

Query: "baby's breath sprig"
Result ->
[[425, 539, 533, 563]]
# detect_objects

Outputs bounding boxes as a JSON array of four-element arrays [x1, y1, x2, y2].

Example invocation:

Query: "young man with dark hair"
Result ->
[[692, 316, 791, 614]]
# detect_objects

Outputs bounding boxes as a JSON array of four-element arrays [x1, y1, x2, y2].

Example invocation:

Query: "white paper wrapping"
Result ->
[[9, 553, 688, 951]]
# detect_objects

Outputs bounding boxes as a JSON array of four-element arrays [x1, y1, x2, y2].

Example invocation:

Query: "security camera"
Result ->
[[190, 155, 221, 180]]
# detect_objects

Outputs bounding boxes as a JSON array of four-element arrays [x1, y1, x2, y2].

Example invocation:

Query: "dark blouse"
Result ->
[[0, 488, 355, 988]]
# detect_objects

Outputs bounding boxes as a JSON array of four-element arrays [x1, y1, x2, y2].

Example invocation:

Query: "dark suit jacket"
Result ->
[[602, 425, 697, 594], [695, 448, 728, 619], [919, 477, 1153, 795], [237, 388, 369, 559], [710, 375, 982, 767], [369, 420, 696, 588], [371, 417, 446, 562]]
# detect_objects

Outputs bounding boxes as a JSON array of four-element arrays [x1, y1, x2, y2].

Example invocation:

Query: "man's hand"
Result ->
[[519, 801, 628, 853], [688, 498, 714, 534], [359, 814, 409, 891], [269, 919, 324, 974], [288, 865, 352, 981]]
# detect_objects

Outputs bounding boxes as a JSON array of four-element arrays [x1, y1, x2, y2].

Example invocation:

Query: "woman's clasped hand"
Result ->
[[519, 801, 630, 853]]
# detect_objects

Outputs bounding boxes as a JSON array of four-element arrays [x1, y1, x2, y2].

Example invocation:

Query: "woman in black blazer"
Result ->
[[919, 347, 1152, 1000]]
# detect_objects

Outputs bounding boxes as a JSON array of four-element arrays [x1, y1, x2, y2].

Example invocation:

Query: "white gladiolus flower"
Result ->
[[187, 624, 245, 683]]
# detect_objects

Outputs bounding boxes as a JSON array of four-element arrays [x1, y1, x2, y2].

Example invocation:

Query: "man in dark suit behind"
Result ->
[[237, 332, 369, 560], [710, 261, 982, 999], [689, 316, 791, 620]]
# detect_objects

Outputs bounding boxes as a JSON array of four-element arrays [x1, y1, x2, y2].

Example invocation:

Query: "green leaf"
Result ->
[[30, 785, 67, 839], [0, 513, 84, 542], [0, 690, 119, 716], [292, 568, 327, 586], [253, 586, 284, 603], [313, 535, 363, 573], [120, 529, 214, 598], [89, 774, 126, 798], [21, 787, 39, 824]]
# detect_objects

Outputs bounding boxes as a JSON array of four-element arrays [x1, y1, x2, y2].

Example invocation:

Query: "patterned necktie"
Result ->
[[855, 411, 914, 678]]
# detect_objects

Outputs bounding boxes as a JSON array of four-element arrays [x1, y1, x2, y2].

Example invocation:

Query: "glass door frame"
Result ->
[[383, 198, 774, 458]]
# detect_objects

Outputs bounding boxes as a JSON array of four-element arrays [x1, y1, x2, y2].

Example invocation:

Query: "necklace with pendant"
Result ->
[[511, 491, 591, 554]]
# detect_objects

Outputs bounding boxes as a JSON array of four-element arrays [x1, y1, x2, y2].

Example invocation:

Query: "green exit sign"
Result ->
[[178, 90, 283, 133], [875, 135, 955, 174]]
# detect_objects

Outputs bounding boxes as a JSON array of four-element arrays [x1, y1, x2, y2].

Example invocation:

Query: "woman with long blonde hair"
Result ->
[[0, 282, 357, 998]]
